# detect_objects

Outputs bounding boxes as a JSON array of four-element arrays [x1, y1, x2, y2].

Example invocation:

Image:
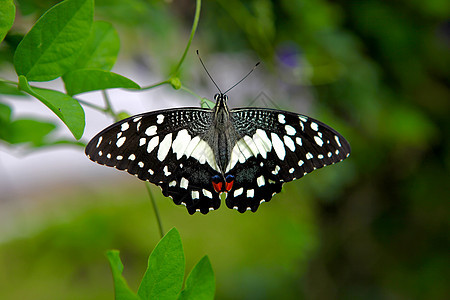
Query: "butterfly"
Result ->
[[85, 92, 350, 214]]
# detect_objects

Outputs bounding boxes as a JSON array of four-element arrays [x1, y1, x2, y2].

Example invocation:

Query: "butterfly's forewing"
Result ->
[[224, 108, 351, 212], [85, 108, 223, 214]]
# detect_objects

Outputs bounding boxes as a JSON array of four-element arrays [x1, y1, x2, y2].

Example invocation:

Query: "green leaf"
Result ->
[[0, 102, 12, 138], [18, 75, 85, 139], [2, 119, 56, 146], [178, 256, 215, 300], [117, 111, 131, 121], [200, 98, 215, 109], [72, 21, 120, 71], [0, 0, 15, 44], [63, 69, 140, 96], [138, 228, 185, 300], [0, 82, 25, 95], [13, 0, 94, 81], [0, 102, 12, 123], [107, 250, 141, 300]]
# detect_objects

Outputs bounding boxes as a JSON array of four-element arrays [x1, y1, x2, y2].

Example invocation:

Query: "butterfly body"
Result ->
[[86, 93, 350, 214]]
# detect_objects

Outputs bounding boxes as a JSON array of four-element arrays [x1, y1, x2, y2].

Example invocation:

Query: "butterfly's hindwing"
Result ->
[[85, 108, 223, 214], [225, 154, 283, 212]]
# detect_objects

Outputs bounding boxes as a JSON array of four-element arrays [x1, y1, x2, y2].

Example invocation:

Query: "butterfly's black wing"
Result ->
[[85, 108, 223, 214], [224, 108, 351, 213]]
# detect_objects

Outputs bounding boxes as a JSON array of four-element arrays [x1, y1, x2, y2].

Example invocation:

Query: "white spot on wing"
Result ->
[[133, 117, 141, 122], [169, 180, 176, 187], [243, 135, 260, 157], [298, 160, 304, 166], [247, 189, 255, 198], [116, 136, 126, 147], [163, 165, 171, 176], [272, 165, 281, 175], [117, 155, 123, 160], [96, 136, 103, 148], [145, 125, 157, 136], [148, 169, 154, 175], [139, 138, 146, 146], [234, 187, 243, 197], [184, 136, 201, 157], [296, 137, 302, 146], [157, 133, 173, 161], [285, 125, 296, 135], [156, 114, 164, 124], [147, 136, 159, 153], [310, 122, 319, 131], [306, 152, 313, 160], [128, 154, 136, 161], [172, 129, 191, 160], [180, 177, 189, 189], [138, 161, 144, 168], [236, 139, 252, 161], [335, 135, 342, 147], [254, 129, 272, 158], [283, 135, 296, 152], [271, 133, 286, 160], [191, 190, 200, 200], [299, 116, 308, 122], [121, 122, 129, 131], [202, 189, 213, 199], [314, 135, 324, 147], [257, 175, 265, 187], [278, 114, 286, 124]]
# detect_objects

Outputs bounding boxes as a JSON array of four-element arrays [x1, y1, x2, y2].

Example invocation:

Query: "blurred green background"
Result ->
[[1, 0, 449, 299]]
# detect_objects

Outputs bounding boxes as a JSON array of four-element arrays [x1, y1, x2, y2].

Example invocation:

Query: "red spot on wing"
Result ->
[[212, 181, 223, 193], [225, 180, 234, 192]]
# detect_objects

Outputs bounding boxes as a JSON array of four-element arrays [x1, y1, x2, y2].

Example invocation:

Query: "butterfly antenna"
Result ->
[[223, 62, 260, 95], [197, 50, 222, 94]]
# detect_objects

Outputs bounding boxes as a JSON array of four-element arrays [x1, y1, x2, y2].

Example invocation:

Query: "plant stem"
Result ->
[[102, 90, 119, 121], [0, 78, 18, 85], [77, 98, 109, 112], [172, 0, 201, 75], [145, 182, 164, 239], [140, 79, 170, 90], [181, 85, 202, 100]]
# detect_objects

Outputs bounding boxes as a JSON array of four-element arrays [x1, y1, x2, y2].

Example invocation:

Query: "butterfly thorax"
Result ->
[[208, 93, 237, 175]]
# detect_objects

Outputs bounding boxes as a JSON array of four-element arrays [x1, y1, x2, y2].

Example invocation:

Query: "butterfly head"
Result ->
[[214, 93, 228, 104]]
